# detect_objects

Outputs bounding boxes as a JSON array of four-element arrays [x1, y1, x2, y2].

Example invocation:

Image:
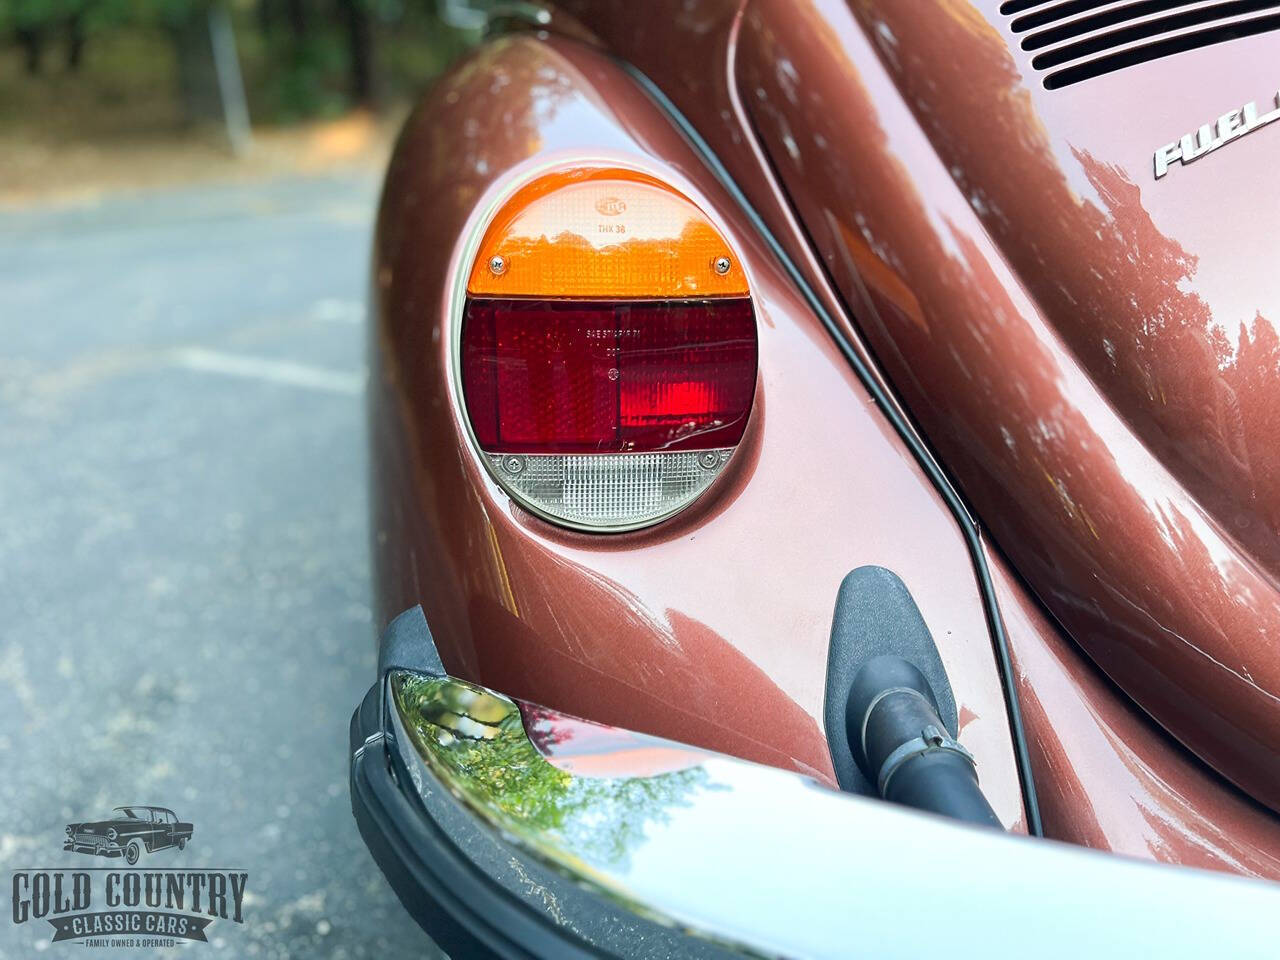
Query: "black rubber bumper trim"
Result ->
[[352, 609, 741, 959], [348, 682, 601, 960]]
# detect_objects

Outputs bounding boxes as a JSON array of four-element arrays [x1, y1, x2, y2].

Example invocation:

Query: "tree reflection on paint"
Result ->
[[741, 0, 1280, 810], [392, 672, 714, 871], [845, 0, 1280, 568]]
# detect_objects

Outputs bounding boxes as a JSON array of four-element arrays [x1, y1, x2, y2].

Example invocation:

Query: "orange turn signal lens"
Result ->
[[466, 170, 747, 299]]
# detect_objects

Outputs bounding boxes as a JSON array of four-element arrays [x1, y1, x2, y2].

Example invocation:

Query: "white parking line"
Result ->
[[173, 347, 363, 396], [308, 298, 366, 324]]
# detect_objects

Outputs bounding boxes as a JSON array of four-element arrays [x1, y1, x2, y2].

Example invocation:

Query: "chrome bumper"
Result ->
[[63, 840, 121, 857], [350, 606, 1280, 960]]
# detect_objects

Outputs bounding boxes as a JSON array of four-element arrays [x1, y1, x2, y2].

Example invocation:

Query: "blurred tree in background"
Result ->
[[0, 0, 477, 130], [3, 0, 99, 73]]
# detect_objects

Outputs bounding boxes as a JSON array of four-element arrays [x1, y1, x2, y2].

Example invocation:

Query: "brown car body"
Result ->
[[369, 1, 1280, 878]]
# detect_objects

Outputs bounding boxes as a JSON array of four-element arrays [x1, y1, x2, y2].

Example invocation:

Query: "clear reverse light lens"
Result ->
[[487, 450, 731, 529]]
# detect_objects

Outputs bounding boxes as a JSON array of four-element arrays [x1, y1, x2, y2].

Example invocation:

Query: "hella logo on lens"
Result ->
[[595, 196, 627, 216]]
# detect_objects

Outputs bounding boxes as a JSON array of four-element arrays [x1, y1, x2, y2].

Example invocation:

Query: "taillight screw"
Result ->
[[713, 256, 732, 276], [488, 255, 507, 276], [698, 451, 720, 470], [502, 455, 524, 475]]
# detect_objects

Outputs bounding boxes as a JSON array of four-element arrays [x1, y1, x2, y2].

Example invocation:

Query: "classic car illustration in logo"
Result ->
[[64, 806, 193, 866]]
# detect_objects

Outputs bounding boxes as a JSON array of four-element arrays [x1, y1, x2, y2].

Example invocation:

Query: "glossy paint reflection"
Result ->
[[993, 548, 1280, 880], [853, 0, 1280, 578], [545, 0, 1280, 870], [736, 0, 1280, 811], [369, 33, 1027, 825]]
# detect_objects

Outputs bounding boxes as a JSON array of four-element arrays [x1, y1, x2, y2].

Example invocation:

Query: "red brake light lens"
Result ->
[[461, 298, 756, 454]]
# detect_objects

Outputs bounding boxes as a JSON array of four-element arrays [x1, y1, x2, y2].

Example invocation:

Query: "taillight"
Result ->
[[457, 170, 757, 531]]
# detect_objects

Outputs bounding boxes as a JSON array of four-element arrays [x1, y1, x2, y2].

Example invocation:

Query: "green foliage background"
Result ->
[[0, 0, 477, 129]]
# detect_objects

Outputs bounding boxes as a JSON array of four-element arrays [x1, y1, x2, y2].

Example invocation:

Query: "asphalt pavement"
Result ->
[[0, 175, 443, 958]]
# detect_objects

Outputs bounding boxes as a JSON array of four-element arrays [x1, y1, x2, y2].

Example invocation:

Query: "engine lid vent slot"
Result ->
[[998, 0, 1280, 88]]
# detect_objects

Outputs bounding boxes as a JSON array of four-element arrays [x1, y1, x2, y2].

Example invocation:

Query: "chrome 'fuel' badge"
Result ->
[[1155, 90, 1280, 178]]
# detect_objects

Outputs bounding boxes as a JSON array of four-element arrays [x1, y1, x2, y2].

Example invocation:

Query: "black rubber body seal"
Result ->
[[624, 64, 1043, 835]]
